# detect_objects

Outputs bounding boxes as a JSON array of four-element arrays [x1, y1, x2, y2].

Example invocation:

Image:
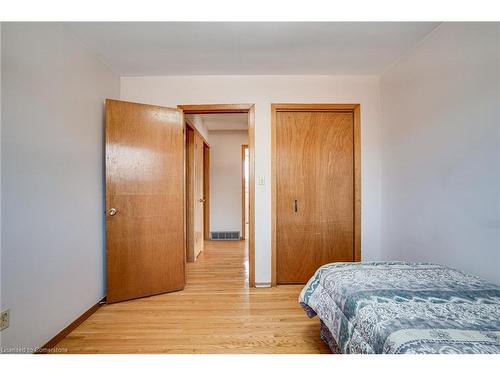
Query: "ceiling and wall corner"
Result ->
[[64, 22, 440, 76]]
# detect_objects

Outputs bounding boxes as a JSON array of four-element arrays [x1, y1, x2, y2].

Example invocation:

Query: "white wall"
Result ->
[[1, 23, 120, 350], [121, 75, 382, 283], [380, 23, 500, 283], [210, 131, 248, 234]]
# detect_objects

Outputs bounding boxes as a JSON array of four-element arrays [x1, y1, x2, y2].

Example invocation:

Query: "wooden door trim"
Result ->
[[248, 106, 255, 288], [178, 104, 256, 287], [270, 103, 359, 112], [203, 144, 210, 240], [241, 144, 249, 240], [271, 103, 361, 286], [185, 127, 195, 262], [185, 117, 211, 242], [179, 104, 253, 114]]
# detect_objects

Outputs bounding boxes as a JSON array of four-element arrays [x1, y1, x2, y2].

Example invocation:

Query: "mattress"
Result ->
[[299, 261, 500, 354]]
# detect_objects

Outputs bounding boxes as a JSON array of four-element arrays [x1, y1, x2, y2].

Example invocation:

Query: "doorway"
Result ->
[[179, 104, 256, 287]]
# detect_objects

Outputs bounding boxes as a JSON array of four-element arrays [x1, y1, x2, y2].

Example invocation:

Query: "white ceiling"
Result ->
[[188, 113, 248, 131], [65, 22, 440, 76]]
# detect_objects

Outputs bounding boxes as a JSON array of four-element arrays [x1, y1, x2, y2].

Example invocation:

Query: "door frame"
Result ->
[[185, 117, 210, 261], [203, 143, 210, 240], [271, 103, 361, 287], [241, 144, 249, 240], [179, 104, 256, 287]]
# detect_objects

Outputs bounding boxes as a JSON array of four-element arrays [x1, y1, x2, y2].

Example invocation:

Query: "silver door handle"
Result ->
[[108, 208, 117, 216]]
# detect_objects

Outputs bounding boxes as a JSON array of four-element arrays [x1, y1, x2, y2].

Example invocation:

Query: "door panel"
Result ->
[[105, 99, 185, 303], [186, 128, 195, 261], [276, 111, 354, 284], [203, 145, 210, 240], [186, 129, 204, 261], [193, 132, 204, 257]]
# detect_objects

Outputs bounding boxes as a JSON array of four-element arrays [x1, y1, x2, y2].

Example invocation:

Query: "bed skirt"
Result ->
[[320, 320, 341, 354]]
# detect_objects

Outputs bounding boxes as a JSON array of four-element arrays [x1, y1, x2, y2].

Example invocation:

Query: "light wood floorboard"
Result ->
[[55, 240, 329, 353]]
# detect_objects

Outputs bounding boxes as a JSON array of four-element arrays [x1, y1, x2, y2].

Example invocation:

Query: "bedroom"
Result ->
[[1, 1, 499, 373]]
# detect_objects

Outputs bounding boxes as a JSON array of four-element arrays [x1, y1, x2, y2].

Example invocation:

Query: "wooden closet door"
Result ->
[[105, 99, 185, 303], [276, 111, 354, 284]]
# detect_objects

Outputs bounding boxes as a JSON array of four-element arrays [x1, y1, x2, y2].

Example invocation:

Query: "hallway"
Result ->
[[54, 241, 329, 353]]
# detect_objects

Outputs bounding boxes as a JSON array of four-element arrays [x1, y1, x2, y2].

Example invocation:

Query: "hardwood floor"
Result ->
[[55, 240, 329, 353]]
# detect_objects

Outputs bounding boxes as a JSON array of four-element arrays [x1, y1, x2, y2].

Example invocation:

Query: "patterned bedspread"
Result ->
[[299, 262, 500, 354]]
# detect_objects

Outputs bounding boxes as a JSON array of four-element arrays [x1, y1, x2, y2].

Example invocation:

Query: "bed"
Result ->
[[299, 261, 500, 354]]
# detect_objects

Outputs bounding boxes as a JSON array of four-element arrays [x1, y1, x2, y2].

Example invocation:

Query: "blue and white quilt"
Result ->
[[299, 262, 500, 354]]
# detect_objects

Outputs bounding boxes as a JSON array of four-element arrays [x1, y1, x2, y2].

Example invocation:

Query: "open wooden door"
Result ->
[[186, 128, 204, 262], [105, 99, 185, 303], [186, 127, 205, 262], [193, 133, 204, 256]]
